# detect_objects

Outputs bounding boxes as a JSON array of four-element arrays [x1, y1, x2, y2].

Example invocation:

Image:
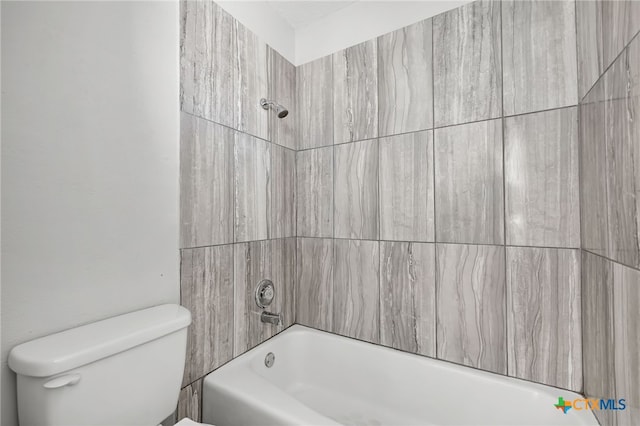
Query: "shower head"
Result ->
[[275, 105, 289, 118], [260, 98, 289, 118]]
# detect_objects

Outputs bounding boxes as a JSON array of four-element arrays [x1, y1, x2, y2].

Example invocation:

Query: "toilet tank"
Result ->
[[8, 304, 191, 426]]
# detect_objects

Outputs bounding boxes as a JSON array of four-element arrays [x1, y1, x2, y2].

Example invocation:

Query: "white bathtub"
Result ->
[[202, 325, 597, 426]]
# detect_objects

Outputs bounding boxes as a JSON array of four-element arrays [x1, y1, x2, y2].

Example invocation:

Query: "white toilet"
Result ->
[[8, 304, 210, 426]]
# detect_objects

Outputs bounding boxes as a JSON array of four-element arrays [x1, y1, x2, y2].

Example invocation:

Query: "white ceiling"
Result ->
[[266, 1, 358, 29], [218, 0, 471, 65]]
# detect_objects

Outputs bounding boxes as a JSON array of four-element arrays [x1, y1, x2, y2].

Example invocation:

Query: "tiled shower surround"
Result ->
[[177, 0, 640, 423], [578, 1, 640, 424]]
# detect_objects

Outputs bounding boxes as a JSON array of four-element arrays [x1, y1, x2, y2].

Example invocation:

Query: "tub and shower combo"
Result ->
[[202, 326, 597, 426]]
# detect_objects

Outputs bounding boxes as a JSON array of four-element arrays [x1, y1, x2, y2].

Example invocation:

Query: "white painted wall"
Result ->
[[218, 0, 470, 65], [0, 2, 180, 425]]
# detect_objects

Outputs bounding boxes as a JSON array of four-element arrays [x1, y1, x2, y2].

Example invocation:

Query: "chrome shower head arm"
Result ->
[[260, 98, 273, 110]]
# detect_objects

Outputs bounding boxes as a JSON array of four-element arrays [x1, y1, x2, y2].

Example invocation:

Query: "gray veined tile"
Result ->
[[603, 39, 640, 267], [379, 131, 434, 242], [436, 243, 506, 374], [582, 251, 616, 426], [380, 242, 435, 357], [333, 40, 378, 143], [180, 113, 234, 248], [297, 56, 333, 149], [180, 245, 234, 387], [502, 0, 578, 115], [333, 239, 380, 343], [602, 0, 640, 70], [580, 78, 609, 258], [268, 48, 296, 150], [270, 144, 295, 239], [434, 119, 504, 245], [506, 247, 582, 392], [180, 1, 234, 127], [576, 0, 604, 100], [334, 139, 379, 240], [603, 39, 640, 269], [161, 412, 177, 426], [505, 107, 580, 248], [297, 147, 333, 238], [296, 238, 333, 330], [235, 21, 269, 140], [233, 238, 295, 356], [177, 379, 202, 423], [234, 133, 270, 242], [378, 18, 433, 136], [433, 0, 502, 127], [613, 263, 640, 425], [271, 238, 296, 331]]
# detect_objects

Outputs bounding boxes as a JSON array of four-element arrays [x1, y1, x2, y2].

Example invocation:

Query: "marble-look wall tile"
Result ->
[[613, 262, 640, 425], [436, 243, 506, 374], [161, 413, 177, 426], [334, 139, 379, 240], [433, 0, 501, 127], [506, 247, 582, 391], [379, 131, 434, 241], [505, 108, 580, 248], [234, 133, 270, 242], [602, 0, 640, 70], [378, 19, 433, 136], [435, 120, 504, 245], [604, 41, 640, 269], [333, 40, 378, 143], [333, 239, 380, 343], [180, 113, 234, 248], [270, 145, 295, 239], [268, 48, 296, 150], [580, 79, 609, 258], [272, 238, 296, 330], [233, 238, 295, 356], [297, 147, 333, 238], [177, 379, 202, 423], [576, 0, 603, 100], [296, 238, 333, 330], [297, 56, 333, 149], [502, 0, 578, 115], [180, 1, 234, 127], [582, 251, 616, 426], [180, 245, 234, 386], [380, 242, 435, 356], [235, 22, 269, 140]]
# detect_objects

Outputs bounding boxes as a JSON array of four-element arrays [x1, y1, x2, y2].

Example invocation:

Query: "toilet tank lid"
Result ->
[[8, 304, 191, 377]]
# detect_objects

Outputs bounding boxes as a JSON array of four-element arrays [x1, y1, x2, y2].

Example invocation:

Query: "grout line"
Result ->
[[294, 236, 581, 251], [293, 323, 584, 395], [430, 15, 439, 359], [580, 28, 640, 103], [180, 236, 296, 251], [330, 51, 337, 334], [573, 0, 580, 105], [582, 248, 640, 274], [331, 52, 336, 242], [180, 110, 297, 153], [295, 105, 579, 153], [574, 0, 586, 396], [179, 323, 298, 391], [499, 0, 509, 374], [375, 34, 382, 345]]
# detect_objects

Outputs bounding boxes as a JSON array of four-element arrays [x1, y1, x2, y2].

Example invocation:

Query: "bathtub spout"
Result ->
[[261, 311, 282, 326]]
